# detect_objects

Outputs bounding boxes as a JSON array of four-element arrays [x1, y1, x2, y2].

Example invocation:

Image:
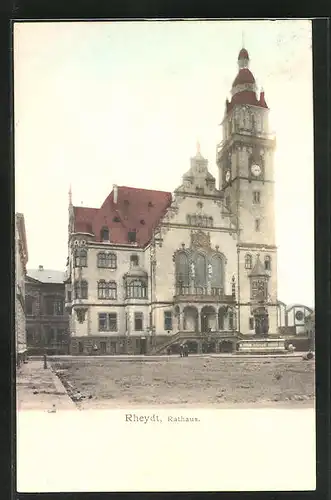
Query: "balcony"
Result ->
[[174, 285, 235, 304]]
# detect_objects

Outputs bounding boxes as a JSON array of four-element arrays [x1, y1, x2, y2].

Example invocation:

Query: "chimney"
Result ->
[[38, 265, 44, 271], [113, 184, 118, 204]]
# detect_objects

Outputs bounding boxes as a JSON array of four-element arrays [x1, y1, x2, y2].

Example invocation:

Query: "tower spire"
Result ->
[[196, 140, 201, 155], [68, 184, 72, 206], [242, 30, 245, 48]]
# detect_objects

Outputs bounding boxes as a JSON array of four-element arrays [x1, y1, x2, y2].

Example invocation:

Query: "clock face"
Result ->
[[251, 164, 261, 177], [225, 170, 231, 182]]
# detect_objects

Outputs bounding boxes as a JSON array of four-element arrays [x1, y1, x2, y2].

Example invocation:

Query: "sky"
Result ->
[[14, 20, 314, 307]]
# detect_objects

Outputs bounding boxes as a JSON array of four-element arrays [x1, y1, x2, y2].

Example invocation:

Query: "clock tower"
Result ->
[[216, 47, 278, 336]]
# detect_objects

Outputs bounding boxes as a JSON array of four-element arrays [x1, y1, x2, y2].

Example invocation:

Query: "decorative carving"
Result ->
[[190, 230, 211, 249], [75, 307, 87, 324]]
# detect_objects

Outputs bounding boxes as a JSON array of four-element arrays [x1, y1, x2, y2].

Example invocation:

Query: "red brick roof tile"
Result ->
[[232, 68, 255, 87], [73, 186, 172, 247]]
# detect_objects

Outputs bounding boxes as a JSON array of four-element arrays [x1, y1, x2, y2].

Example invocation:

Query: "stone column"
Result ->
[[197, 340, 203, 354], [216, 311, 219, 331], [197, 310, 202, 334], [179, 308, 184, 331]]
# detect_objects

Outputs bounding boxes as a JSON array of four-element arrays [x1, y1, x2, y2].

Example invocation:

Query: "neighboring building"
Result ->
[[65, 47, 279, 355], [15, 213, 28, 366], [25, 266, 70, 354], [305, 312, 315, 351], [277, 301, 314, 351], [285, 304, 313, 335]]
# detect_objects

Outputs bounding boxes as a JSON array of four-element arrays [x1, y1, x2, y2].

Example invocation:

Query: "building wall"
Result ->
[[15, 215, 28, 364], [25, 278, 69, 354]]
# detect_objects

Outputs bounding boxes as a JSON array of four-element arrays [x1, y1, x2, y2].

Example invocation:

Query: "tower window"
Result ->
[[245, 254, 252, 270], [255, 219, 261, 232], [226, 195, 231, 208], [253, 191, 261, 204], [264, 255, 271, 271]]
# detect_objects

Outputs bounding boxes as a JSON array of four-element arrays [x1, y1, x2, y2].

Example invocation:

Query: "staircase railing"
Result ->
[[150, 331, 183, 354]]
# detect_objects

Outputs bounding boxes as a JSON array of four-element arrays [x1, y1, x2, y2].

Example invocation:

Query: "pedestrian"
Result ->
[[167, 347, 171, 356], [179, 344, 183, 357], [184, 344, 189, 357]]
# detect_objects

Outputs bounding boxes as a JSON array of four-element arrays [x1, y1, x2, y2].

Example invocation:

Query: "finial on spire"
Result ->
[[242, 30, 245, 48], [68, 184, 72, 206], [196, 140, 201, 155]]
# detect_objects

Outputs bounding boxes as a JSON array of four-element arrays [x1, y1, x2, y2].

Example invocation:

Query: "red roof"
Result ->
[[73, 186, 172, 247], [238, 48, 249, 60], [226, 91, 268, 114], [232, 68, 255, 87]]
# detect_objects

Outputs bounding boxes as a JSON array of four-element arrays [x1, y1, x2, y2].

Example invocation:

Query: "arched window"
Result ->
[[109, 253, 117, 269], [98, 280, 108, 299], [210, 254, 224, 290], [195, 253, 207, 287], [108, 281, 117, 300], [218, 308, 225, 330], [264, 255, 271, 271], [98, 281, 117, 299], [126, 279, 147, 299], [245, 254, 252, 270], [228, 309, 235, 330], [97, 252, 108, 268], [97, 252, 117, 269], [74, 248, 87, 267], [175, 252, 189, 286], [74, 280, 88, 299]]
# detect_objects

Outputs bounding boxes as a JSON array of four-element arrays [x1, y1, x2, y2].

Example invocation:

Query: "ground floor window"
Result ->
[[249, 317, 254, 330], [134, 312, 143, 331], [164, 311, 173, 330], [78, 341, 84, 353], [98, 313, 118, 332]]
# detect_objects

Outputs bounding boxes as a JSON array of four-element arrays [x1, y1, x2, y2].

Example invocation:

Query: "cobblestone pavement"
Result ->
[[16, 360, 77, 411]]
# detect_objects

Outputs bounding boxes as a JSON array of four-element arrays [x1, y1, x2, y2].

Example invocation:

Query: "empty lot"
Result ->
[[51, 355, 315, 409]]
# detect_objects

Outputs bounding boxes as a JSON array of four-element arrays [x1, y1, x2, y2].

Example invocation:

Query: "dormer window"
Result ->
[[148, 201, 154, 208], [128, 230, 136, 243], [140, 219, 145, 225], [101, 227, 109, 241], [113, 216, 120, 223]]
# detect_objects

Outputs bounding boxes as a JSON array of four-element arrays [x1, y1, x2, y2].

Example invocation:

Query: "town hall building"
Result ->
[[65, 47, 279, 355]]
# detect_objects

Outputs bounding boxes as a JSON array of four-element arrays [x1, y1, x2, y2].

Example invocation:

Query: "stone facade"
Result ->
[[25, 267, 70, 354], [15, 213, 28, 366], [65, 47, 282, 355]]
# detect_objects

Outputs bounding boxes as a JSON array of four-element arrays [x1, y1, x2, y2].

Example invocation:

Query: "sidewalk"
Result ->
[[16, 360, 77, 411]]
